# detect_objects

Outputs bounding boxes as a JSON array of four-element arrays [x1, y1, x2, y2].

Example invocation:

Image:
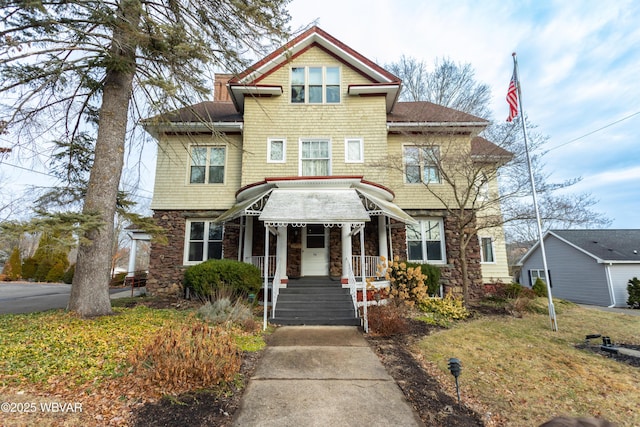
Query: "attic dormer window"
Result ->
[[291, 66, 340, 104]]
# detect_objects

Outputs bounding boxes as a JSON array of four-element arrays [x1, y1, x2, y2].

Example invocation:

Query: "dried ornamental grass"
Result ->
[[130, 322, 241, 395]]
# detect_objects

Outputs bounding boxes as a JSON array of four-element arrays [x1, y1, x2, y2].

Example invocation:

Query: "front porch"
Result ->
[[215, 176, 415, 330]]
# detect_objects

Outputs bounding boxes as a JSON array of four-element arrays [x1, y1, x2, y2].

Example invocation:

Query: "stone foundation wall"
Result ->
[[147, 210, 187, 296], [148, 210, 484, 301], [441, 213, 483, 301]]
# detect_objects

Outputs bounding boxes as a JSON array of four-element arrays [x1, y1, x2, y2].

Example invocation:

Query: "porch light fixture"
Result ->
[[447, 357, 462, 404]]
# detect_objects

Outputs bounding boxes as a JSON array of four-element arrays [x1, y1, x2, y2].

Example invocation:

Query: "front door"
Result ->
[[301, 224, 329, 276]]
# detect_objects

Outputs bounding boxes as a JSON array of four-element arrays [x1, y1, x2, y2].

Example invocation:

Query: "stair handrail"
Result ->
[[271, 263, 281, 319], [344, 256, 361, 326]]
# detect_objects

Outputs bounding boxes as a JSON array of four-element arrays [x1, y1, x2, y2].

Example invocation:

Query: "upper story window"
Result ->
[[406, 218, 445, 263], [189, 146, 225, 184], [185, 220, 223, 264], [268, 138, 286, 163], [291, 66, 340, 104], [480, 237, 495, 263], [345, 138, 364, 163], [300, 139, 330, 176], [403, 145, 441, 184]]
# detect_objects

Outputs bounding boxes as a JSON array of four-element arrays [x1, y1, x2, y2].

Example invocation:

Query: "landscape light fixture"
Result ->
[[447, 357, 462, 404]]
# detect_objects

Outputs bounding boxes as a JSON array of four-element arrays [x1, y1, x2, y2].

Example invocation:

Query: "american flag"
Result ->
[[506, 69, 518, 122]]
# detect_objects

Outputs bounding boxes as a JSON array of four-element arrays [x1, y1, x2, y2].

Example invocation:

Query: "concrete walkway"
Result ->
[[232, 326, 423, 427]]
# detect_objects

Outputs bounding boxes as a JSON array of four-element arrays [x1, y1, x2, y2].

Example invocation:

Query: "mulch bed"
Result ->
[[366, 318, 485, 427], [575, 342, 640, 368]]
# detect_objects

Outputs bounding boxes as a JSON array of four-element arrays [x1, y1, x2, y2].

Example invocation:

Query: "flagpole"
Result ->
[[511, 52, 558, 331]]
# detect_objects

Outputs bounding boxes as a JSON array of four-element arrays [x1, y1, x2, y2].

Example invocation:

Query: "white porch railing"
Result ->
[[271, 264, 281, 319], [345, 256, 369, 331], [352, 255, 385, 278], [251, 255, 277, 277]]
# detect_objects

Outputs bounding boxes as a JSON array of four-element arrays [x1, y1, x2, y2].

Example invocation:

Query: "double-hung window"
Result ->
[[291, 66, 340, 104], [529, 269, 546, 284], [185, 220, 223, 264], [406, 219, 445, 263], [480, 237, 495, 263], [300, 139, 330, 176], [403, 145, 441, 184], [189, 146, 225, 184]]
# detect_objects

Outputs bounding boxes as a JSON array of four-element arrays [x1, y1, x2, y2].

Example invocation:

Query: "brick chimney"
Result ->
[[214, 73, 233, 102]]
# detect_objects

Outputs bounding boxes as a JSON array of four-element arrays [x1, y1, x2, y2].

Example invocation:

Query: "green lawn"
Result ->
[[417, 302, 640, 426]]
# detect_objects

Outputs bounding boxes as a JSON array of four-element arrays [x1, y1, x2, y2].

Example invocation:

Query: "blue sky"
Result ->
[[1, 0, 638, 229], [287, 0, 640, 229]]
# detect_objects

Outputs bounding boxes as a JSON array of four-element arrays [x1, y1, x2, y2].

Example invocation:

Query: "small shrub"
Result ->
[[110, 272, 127, 287], [367, 304, 408, 336], [184, 259, 261, 299], [406, 262, 441, 296], [197, 298, 254, 326], [627, 277, 640, 309], [385, 256, 428, 307], [418, 293, 469, 326], [492, 282, 534, 300], [62, 264, 75, 284], [130, 322, 241, 394], [2, 247, 22, 280], [21, 257, 37, 280], [532, 277, 548, 297], [45, 260, 66, 283]]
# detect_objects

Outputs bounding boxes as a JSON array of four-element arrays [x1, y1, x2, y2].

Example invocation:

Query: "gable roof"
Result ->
[[387, 101, 487, 125], [520, 229, 640, 264], [471, 136, 513, 163], [227, 26, 402, 113]]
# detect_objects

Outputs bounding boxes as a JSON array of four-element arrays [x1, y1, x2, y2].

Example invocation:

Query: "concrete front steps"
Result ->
[[270, 277, 360, 326]]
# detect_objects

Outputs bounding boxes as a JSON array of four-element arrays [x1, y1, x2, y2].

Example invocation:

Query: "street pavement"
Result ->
[[0, 282, 145, 314]]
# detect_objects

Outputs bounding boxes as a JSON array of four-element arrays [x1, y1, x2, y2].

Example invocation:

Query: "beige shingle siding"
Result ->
[[240, 48, 389, 186], [150, 133, 242, 210], [479, 225, 512, 284], [387, 133, 472, 208]]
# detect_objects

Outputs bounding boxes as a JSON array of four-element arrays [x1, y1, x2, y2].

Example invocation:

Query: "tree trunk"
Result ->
[[459, 236, 470, 306], [68, 1, 140, 317]]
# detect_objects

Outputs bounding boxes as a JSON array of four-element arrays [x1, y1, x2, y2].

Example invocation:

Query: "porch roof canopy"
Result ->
[[259, 188, 370, 226]]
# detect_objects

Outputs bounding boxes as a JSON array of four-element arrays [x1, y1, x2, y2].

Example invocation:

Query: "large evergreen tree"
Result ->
[[1, 0, 291, 316]]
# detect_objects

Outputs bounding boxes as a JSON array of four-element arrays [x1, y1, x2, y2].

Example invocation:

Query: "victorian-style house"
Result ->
[[143, 26, 511, 325]]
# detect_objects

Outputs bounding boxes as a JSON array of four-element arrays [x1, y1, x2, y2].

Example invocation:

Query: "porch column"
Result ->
[[243, 216, 253, 263], [341, 222, 352, 284], [378, 215, 389, 262], [276, 225, 288, 285], [126, 239, 138, 279]]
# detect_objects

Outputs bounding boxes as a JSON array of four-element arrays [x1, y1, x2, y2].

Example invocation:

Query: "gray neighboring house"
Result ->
[[518, 229, 640, 307]]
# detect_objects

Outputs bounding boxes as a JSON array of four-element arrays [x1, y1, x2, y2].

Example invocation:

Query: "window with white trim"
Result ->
[[300, 139, 331, 176], [189, 146, 225, 184], [403, 145, 441, 184], [480, 237, 495, 263], [529, 269, 546, 284], [291, 66, 340, 104], [185, 220, 223, 264], [268, 138, 286, 163], [345, 138, 364, 163], [406, 219, 445, 263]]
